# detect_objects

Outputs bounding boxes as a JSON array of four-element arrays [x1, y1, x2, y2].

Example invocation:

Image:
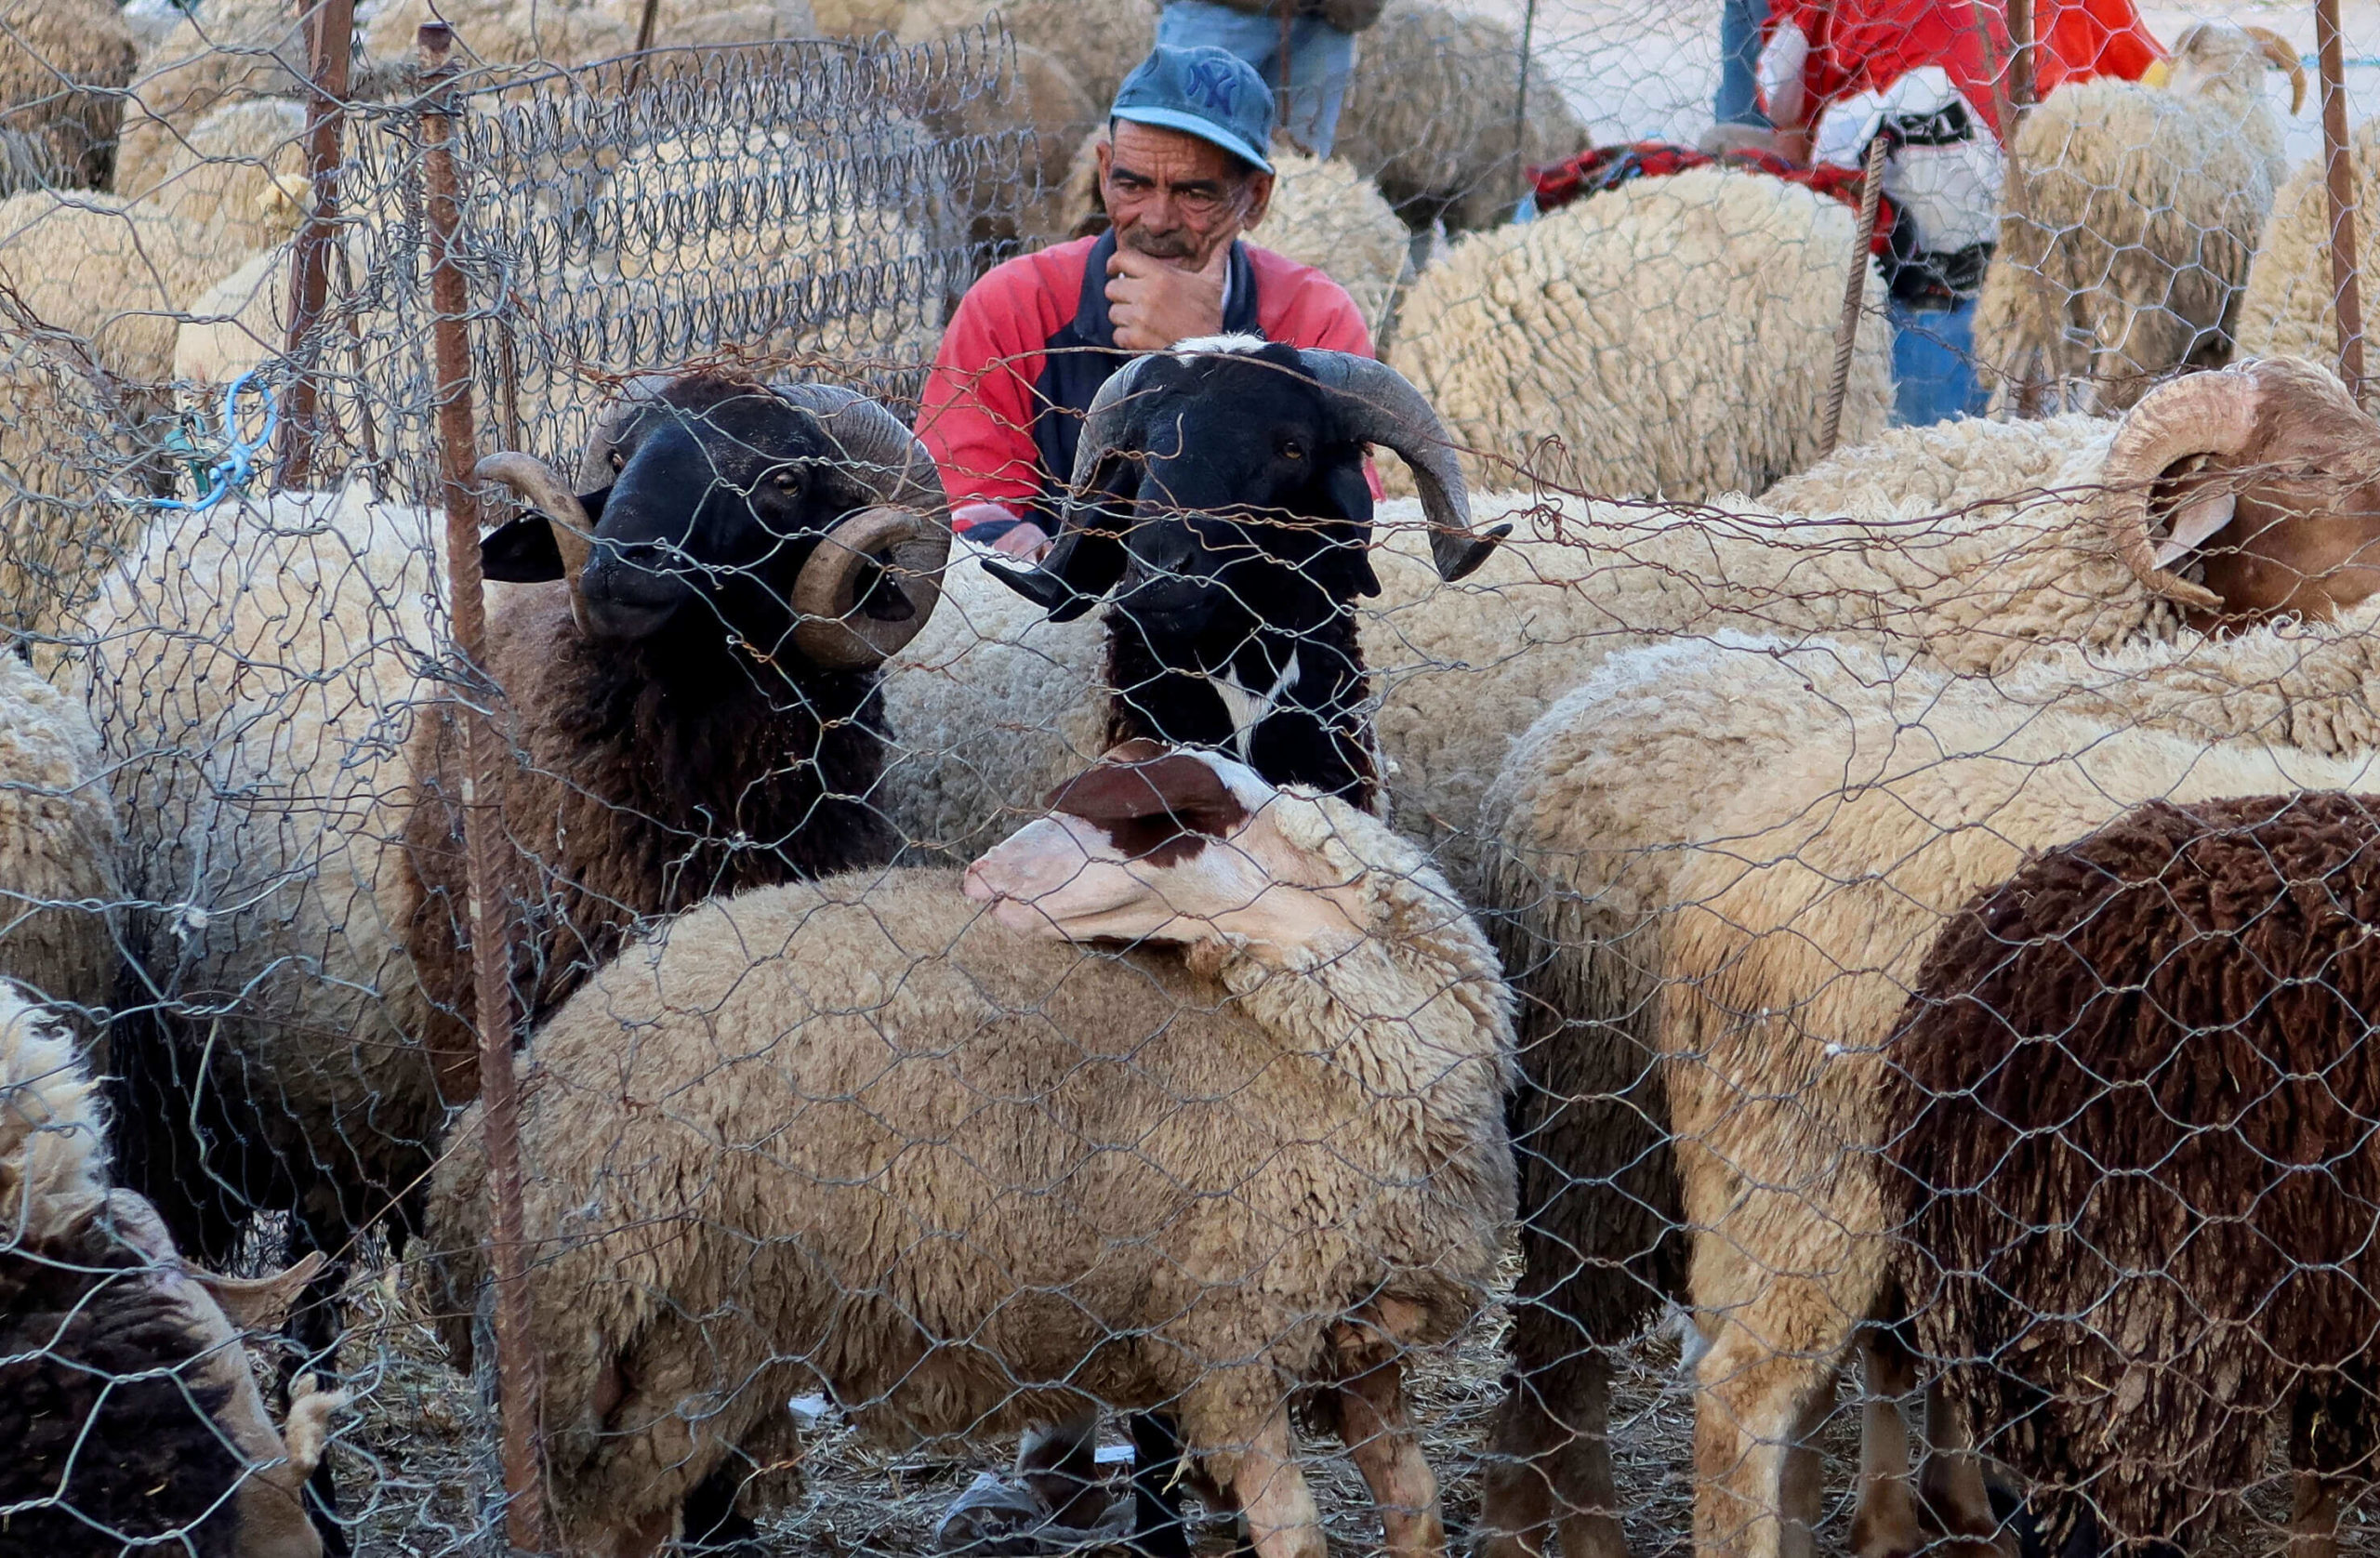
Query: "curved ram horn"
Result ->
[[791, 505, 950, 669], [1301, 350, 1509, 582], [983, 354, 1164, 618], [476, 451, 595, 634], [768, 379, 951, 516], [2243, 26, 2307, 114], [770, 381, 952, 667], [2100, 368, 2261, 612]]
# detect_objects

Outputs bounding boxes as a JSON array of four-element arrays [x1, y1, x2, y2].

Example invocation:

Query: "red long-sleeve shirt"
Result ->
[[918, 233, 1376, 524]]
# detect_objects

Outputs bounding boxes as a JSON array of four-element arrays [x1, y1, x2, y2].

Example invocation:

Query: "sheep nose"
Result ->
[[961, 860, 998, 903]]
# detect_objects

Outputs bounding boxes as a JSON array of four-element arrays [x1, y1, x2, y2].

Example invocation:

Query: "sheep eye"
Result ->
[[772, 470, 800, 492], [1280, 440, 1305, 460]]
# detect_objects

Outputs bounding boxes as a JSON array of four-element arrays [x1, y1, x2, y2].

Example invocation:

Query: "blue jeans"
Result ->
[[1889, 296, 1989, 427], [1157, 1, 1358, 158], [1716, 0, 1771, 127]]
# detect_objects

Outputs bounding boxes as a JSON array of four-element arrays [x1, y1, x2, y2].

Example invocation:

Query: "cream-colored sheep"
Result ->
[[362, 0, 817, 68], [1333, 0, 1590, 233], [896, 0, 1159, 247], [114, 0, 314, 203], [0, 650, 122, 1025], [880, 413, 2149, 884], [76, 484, 447, 1256], [430, 748, 1514, 1558], [1478, 627, 2380, 1558], [2233, 116, 2380, 363], [1976, 21, 2306, 412], [1389, 165, 1892, 500], [0, 329, 155, 637], [141, 96, 312, 257], [0, 187, 302, 384], [0, 0, 139, 195]]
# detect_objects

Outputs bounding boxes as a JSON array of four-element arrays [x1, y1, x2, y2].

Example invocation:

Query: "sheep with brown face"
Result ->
[[2101, 355, 2380, 628]]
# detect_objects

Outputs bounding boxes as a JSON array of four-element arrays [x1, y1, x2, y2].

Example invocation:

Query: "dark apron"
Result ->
[[1026, 230, 1263, 526]]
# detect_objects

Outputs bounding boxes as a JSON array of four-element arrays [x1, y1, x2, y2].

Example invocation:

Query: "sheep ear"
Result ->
[[195, 1249, 326, 1333], [480, 515, 566, 583]]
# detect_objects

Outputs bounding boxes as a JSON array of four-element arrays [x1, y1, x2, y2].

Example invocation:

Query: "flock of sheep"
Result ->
[[13, 4, 2380, 1558]]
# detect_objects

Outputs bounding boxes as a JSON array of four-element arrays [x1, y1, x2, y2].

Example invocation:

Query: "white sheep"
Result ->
[[0, 647, 122, 1029], [1477, 624, 2380, 1558], [74, 482, 447, 1261], [1332, 0, 1590, 233], [113, 0, 315, 204], [1, 976, 349, 1558], [428, 744, 1515, 1558], [879, 411, 2132, 886], [0, 0, 139, 195], [361, 0, 819, 68], [1387, 165, 1894, 502], [1974, 21, 2306, 412], [2233, 116, 2380, 362]]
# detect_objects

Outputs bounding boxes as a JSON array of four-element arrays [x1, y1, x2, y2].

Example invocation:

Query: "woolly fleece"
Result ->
[[430, 812, 1514, 1552]]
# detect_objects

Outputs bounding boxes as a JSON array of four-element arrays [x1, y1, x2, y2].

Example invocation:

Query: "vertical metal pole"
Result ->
[[418, 23, 548, 1553], [1511, 0, 1538, 209], [2006, 0, 2034, 118], [275, 0, 355, 489], [2319, 0, 2366, 401], [2002, 0, 2050, 417], [1820, 134, 1890, 457]]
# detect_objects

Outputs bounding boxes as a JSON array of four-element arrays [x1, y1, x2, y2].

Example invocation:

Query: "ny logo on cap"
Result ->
[[1186, 58, 1240, 115]]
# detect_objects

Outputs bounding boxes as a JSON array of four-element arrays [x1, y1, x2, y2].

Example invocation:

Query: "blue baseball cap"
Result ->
[[1110, 45, 1275, 175]]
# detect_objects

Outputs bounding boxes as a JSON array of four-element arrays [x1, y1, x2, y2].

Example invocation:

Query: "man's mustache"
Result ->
[[1117, 227, 1197, 259]]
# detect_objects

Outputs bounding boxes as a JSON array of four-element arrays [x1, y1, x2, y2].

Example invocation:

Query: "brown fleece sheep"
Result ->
[[1885, 790, 2380, 1558], [401, 373, 949, 1102]]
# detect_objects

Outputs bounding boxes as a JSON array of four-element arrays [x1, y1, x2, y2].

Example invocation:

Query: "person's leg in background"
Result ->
[[1153, 3, 1357, 157], [1280, 15, 1357, 156], [1888, 295, 1990, 426], [1716, 0, 1772, 126]]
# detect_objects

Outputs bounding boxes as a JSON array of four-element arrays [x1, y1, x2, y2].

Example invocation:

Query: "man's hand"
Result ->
[[1106, 241, 1229, 351], [990, 520, 1051, 561]]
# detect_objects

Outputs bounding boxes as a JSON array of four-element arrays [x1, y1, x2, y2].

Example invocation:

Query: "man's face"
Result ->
[[1099, 121, 1272, 268]]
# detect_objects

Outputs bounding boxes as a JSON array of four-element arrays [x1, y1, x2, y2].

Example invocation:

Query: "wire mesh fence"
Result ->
[[9, 4, 2380, 1558]]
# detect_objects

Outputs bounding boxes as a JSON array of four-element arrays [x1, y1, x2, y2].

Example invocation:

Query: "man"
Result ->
[[1155, 0, 1382, 157], [918, 44, 1375, 561]]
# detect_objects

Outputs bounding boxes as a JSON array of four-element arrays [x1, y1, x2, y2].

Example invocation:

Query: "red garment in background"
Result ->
[[1528, 143, 1901, 256], [1765, 0, 2162, 138], [2032, 0, 2163, 94], [1768, 0, 2013, 139]]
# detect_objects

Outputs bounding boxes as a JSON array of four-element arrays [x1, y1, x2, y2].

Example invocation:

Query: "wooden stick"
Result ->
[[1820, 134, 1890, 457], [2319, 0, 2365, 401], [274, 0, 354, 489], [420, 21, 549, 1553]]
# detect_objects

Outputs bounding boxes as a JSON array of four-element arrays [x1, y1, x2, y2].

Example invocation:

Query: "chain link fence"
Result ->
[[6, 4, 2380, 1558]]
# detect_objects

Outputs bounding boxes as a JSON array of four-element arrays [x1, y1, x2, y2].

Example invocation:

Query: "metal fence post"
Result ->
[[2319, 0, 2366, 402], [418, 22, 549, 1551], [275, 0, 356, 488], [1819, 134, 1889, 458]]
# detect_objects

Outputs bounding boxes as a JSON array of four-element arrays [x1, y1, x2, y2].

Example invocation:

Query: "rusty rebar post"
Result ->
[[2319, 0, 2366, 401], [274, 0, 355, 488], [418, 21, 548, 1551], [1820, 134, 1889, 457]]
